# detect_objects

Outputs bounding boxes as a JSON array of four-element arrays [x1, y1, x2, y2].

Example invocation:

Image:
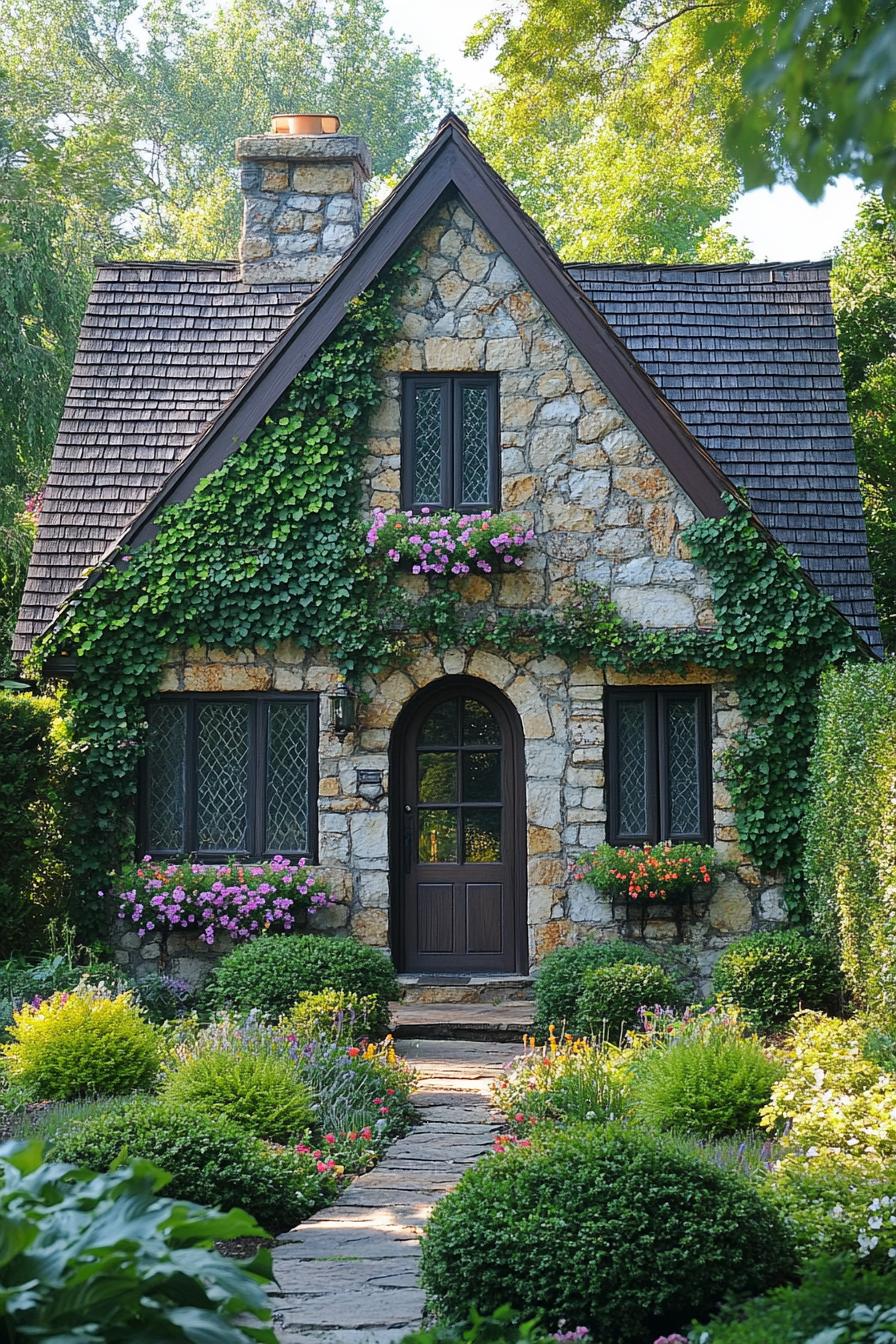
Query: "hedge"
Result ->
[[805, 661, 896, 1017]]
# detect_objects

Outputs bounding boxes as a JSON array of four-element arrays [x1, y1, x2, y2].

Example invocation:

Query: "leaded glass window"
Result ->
[[402, 375, 498, 509], [141, 695, 318, 859], [606, 687, 710, 844]]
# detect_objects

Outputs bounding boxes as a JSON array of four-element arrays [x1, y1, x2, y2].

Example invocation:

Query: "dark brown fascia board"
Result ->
[[81, 116, 736, 575]]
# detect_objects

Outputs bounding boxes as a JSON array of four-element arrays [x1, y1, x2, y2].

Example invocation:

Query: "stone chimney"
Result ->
[[236, 115, 371, 285]]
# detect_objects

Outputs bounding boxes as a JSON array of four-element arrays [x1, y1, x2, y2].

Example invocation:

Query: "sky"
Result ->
[[383, 0, 864, 263]]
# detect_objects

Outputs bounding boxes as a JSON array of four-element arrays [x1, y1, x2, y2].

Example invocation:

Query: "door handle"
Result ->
[[403, 805, 413, 873]]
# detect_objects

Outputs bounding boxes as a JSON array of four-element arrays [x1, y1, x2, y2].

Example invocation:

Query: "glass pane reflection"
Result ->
[[418, 809, 458, 863], [463, 808, 501, 862], [462, 751, 501, 801]]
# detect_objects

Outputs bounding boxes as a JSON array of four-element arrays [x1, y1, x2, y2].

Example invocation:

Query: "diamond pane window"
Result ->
[[146, 701, 186, 851], [461, 385, 490, 504], [265, 701, 311, 854], [413, 386, 444, 503], [617, 700, 648, 835], [667, 699, 701, 837], [140, 695, 318, 859], [607, 687, 710, 844], [402, 376, 497, 509], [196, 702, 250, 852]]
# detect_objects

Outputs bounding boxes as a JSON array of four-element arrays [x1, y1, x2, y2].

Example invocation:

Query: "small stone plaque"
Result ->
[[356, 769, 383, 787]]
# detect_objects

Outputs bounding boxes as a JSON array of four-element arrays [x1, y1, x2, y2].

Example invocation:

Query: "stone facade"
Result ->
[[236, 133, 371, 285], [120, 194, 786, 991]]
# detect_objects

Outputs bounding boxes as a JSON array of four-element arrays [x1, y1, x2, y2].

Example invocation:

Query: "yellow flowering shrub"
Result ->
[[2, 986, 160, 1100], [761, 1012, 896, 1162]]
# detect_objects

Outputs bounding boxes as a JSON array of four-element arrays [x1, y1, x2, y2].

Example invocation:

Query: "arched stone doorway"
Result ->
[[389, 676, 527, 973]]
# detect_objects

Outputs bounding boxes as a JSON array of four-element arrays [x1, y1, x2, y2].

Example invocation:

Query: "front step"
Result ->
[[390, 997, 534, 1042], [397, 973, 534, 1005], [392, 974, 536, 1041]]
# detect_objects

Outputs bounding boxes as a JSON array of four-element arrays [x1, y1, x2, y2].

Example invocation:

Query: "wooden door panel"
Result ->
[[464, 883, 504, 954], [416, 883, 455, 954]]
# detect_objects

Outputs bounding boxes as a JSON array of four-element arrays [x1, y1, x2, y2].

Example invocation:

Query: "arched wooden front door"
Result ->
[[391, 678, 526, 973]]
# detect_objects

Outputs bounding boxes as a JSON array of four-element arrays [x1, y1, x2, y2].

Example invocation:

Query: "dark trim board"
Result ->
[[64, 114, 742, 612]]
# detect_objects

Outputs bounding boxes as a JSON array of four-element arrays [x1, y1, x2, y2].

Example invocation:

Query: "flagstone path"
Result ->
[[270, 1038, 519, 1344]]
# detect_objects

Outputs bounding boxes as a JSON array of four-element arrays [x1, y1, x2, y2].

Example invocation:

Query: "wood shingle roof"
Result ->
[[14, 238, 880, 656]]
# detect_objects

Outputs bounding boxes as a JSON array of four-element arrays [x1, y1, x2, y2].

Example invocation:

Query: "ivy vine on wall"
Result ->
[[29, 252, 860, 936]]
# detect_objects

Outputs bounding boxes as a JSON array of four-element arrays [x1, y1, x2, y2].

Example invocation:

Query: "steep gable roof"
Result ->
[[14, 116, 879, 656], [571, 261, 880, 652]]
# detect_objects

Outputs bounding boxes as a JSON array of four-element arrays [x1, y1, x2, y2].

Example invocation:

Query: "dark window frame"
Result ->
[[137, 692, 319, 862], [401, 373, 500, 511], [605, 686, 712, 845]]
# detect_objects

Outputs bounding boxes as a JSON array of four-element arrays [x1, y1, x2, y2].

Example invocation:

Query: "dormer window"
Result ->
[[401, 374, 499, 511]]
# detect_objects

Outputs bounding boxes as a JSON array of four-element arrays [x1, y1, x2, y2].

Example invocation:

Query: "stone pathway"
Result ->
[[270, 1039, 518, 1344], [390, 1000, 533, 1040]]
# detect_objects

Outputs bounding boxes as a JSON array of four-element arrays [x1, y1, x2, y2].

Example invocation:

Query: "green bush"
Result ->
[[46, 1095, 337, 1233], [160, 1047, 313, 1143], [420, 1124, 796, 1343], [280, 988, 380, 1043], [1, 986, 160, 1100], [576, 961, 685, 1039], [206, 935, 399, 1037], [629, 1025, 781, 1137], [768, 1154, 896, 1268], [400, 1307, 557, 1343], [691, 1257, 896, 1343], [712, 930, 841, 1030], [0, 1139, 276, 1341], [533, 939, 664, 1037], [0, 692, 67, 957], [805, 661, 896, 1018]]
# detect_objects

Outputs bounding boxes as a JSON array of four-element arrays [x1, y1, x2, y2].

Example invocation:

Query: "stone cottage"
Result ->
[[14, 114, 880, 988]]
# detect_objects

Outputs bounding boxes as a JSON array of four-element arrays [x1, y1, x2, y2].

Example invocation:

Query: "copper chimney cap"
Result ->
[[271, 113, 341, 136]]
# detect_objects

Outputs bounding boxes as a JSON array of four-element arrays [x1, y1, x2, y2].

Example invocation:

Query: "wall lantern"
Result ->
[[327, 683, 356, 737]]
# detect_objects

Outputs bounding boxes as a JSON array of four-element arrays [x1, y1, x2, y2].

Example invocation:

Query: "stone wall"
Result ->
[[124, 192, 787, 990]]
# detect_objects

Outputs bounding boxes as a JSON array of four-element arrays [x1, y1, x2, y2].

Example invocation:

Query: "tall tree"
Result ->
[[467, 7, 750, 260], [831, 197, 896, 648], [0, 0, 454, 258], [469, 0, 896, 204]]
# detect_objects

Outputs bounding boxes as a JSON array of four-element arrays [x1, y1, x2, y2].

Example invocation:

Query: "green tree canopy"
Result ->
[[831, 196, 896, 647], [469, 0, 896, 205]]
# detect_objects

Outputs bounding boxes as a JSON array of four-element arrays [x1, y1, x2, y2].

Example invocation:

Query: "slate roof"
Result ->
[[14, 255, 880, 656], [569, 260, 881, 652]]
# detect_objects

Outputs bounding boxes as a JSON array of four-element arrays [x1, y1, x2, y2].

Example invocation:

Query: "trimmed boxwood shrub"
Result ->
[[160, 1047, 314, 1143], [575, 961, 684, 1039], [629, 1029, 781, 1137], [691, 1256, 896, 1343], [419, 1124, 796, 1344], [45, 1095, 337, 1233], [206, 935, 399, 1037], [712, 930, 841, 1030], [533, 939, 664, 1037]]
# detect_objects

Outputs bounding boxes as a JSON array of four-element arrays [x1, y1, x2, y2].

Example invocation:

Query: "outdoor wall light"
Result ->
[[327, 683, 357, 737]]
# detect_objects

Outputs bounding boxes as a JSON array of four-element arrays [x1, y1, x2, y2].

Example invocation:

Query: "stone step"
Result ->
[[390, 997, 534, 1042], [397, 973, 534, 1005]]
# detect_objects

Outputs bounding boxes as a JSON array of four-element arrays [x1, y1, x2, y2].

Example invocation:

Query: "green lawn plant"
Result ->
[[0, 1139, 277, 1342], [689, 1257, 896, 1344], [712, 929, 841, 1030], [279, 988, 380, 1044], [1, 984, 159, 1100], [45, 1095, 338, 1233], [575, 961, 685, 1041], [420, 1123, 796, 1344], [628, 1019, 781, 1138], [160, 1046, 314, 1143], [207, 935, 399, 1037], [532, 938, 665, 1038]]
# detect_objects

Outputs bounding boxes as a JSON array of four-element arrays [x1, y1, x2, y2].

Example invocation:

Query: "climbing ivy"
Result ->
[[29, 250, 860, 935]]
